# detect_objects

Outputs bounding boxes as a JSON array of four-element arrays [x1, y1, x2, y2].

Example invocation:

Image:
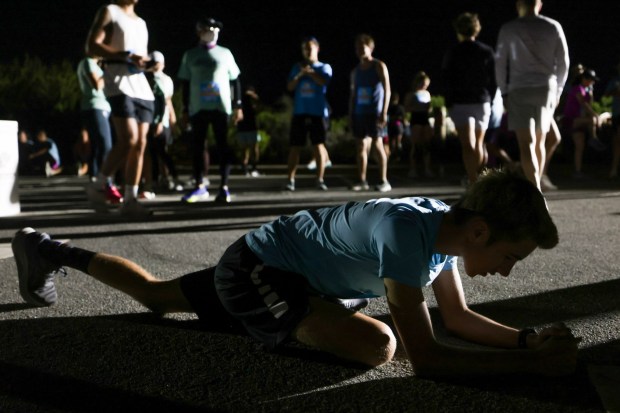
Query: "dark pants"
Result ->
[[81, 109, 113, 177], [190, 110, 235, 187]]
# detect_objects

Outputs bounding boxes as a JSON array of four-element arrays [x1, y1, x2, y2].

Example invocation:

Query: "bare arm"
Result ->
[[376, 60, 391, 127], [385, 276, 580, 378], [85, 6, 148, 68], [166, 97, 177, 129], [86, 68, 104, 91], [348, 69, 356, 124]]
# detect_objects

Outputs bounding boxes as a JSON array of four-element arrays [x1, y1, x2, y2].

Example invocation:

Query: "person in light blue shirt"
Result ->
[[77, 56, 112, 178], [284, 37, 332, 192], [14, 169, 580, 378]]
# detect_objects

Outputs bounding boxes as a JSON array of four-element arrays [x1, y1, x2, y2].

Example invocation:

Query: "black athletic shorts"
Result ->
[[289, 115, 328, 146], [352, 114, 382, 139], [108, 94, 154, 124], [179, 236, 311, 349]]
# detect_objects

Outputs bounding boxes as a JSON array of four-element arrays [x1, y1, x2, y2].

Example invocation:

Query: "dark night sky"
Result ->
[[2, 0, 619, 116]]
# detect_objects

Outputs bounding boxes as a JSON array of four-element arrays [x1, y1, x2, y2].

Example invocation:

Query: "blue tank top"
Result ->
[[353, 61, 384, 116]]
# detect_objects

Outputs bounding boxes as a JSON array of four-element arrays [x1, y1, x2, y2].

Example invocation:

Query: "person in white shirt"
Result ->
[[495, 0, 569, 190], [85, 0, 156, 217]]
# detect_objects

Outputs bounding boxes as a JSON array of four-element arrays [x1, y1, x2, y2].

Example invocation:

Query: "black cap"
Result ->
[[582, 69, 600, 82], [196, 17, 223, 31]]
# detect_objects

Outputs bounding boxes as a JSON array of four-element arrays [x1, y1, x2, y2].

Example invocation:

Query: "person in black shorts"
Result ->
[[285, 37, 333, 191]]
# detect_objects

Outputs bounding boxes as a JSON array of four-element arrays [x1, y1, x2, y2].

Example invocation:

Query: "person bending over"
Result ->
[[12, 169, 578, 377]]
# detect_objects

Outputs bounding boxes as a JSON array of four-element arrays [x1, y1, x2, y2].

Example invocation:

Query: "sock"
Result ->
[[124, 185, 138, 201], [38, 240, 96, 274]]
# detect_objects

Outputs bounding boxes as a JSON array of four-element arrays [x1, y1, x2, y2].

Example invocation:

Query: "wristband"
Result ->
[[518, 328, 536, 349]]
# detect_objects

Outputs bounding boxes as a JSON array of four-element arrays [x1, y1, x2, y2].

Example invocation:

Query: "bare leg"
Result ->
[[543, 119, 561, 177], [287, 146, 302, 181], [515, 123, 541, 189], [573, 131, 586, 174], [292, 296, 397, 367], [457, 120, 478, 184], [313, 143, 327, 182], [371, 137, 389, 183], [356, 138, 371, 182], [86, 253, 193, 314], [111, 117, 148, 187]]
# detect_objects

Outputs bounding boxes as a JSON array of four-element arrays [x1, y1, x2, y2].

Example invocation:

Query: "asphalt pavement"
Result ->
[[0, 163, 619, 412]]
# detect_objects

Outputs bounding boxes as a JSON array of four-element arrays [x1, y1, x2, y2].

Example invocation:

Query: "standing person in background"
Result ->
[[349, 34, 391, 192], [495, 0, 569, 190], [442, 13, 497, 186], [385, 92, 406, 161], [178, 17, 243, 203], [237, 86, 262, 177], [285, 36, 332, 192], [85, 0, 155, 216], [76, 55, 112, 181], [404, 71, 434, 179], [142, 51, 181, 197]]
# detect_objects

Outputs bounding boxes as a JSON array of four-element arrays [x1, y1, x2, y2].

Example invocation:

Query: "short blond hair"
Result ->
[[452, 169, 558, 249]]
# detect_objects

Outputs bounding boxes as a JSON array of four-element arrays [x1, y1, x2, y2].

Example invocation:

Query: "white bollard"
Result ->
[[0, 121, 21, 216]]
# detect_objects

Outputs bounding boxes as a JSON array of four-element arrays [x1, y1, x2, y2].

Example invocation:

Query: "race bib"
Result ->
[[299, 81, 315, 99], [200, 82, 221, 103], [357, 87, 372, 106]]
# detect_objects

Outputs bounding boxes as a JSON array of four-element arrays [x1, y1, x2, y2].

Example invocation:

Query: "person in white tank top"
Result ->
[[85, 0, 155, 217]]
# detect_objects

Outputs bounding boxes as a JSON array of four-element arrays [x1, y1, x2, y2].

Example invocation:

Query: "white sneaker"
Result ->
[[540, 174, 558, 191], [139, 191, 156, 200], [350, 181, 369, 191], [375, 181, 392, 193], [306, 160, 317, 170]]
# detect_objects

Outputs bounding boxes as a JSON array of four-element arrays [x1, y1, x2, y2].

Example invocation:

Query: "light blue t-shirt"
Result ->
[[288, 61, 332, 117], [76, 58, 111, 112], [177, 45, 241, 115], [245, 197, 456, 298]]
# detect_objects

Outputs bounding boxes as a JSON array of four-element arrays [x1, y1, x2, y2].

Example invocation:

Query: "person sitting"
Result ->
[[29, 129, 63, 177]]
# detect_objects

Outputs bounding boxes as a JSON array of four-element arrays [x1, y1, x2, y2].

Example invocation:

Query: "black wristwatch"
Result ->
[[518, 328, 536, 349]]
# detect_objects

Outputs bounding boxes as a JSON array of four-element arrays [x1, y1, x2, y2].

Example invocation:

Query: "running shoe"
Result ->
[[350, 181, 369, 191], [104, 183, 124, 204], [139, 191, 156, 200], [215, 188, 232, 203], [120, 198, 152, 218], [540, 174, 558, 192], [317, 180, 328, 191], [306, 160, 317, 170], [284, 180, 295, 192], [181, 187, 210, 203], [375, 181, 392, 192], [12, 227, 65, 307]]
